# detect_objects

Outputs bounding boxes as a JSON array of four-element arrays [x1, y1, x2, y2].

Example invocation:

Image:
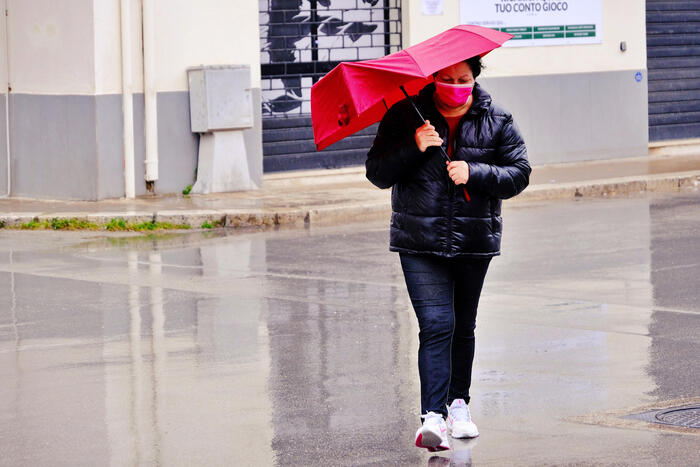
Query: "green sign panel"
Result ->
[[566, 24, 596, 31], [534, 26, 564, 32], [567, 31, 596, 38], [498, 24, 596, 41], [501, 26, 532, 33], [534, 32, 565, 39]]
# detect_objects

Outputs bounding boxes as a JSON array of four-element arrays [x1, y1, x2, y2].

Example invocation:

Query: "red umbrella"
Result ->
[[311, 25, 512, 151]]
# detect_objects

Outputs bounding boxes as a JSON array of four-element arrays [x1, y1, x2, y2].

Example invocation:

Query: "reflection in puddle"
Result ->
[[99, 243, 274, 465], [127, 250, 144, 464], [104, 251, 166, 465]]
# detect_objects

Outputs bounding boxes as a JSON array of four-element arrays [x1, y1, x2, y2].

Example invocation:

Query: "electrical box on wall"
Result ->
[[187, 64, 259, 194], [187, 65, 253, 132]]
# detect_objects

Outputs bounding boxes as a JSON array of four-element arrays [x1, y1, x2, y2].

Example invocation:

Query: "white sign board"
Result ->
[[460, 0, 602, 47]]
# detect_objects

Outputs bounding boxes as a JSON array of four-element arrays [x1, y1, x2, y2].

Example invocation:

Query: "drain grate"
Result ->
[[655, 407, 700, 429], [624, 405, 700, 429]]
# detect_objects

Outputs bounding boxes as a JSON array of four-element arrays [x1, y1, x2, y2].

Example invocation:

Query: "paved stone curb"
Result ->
[[1, 171, 698, 230], [516, 170, 700, 202]]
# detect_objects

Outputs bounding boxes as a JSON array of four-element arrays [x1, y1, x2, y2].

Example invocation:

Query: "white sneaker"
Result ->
[[446, 399, 479, 438], [415, 412, 450, 452]]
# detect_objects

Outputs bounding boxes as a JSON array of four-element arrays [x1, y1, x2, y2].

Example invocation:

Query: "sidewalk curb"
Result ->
[[1, 171, 699, 230], [516, 170, 700, 202]]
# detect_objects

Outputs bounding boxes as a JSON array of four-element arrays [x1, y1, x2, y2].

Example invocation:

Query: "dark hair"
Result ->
[[432, 55, 484, 80], [465, 55, 483, 79]]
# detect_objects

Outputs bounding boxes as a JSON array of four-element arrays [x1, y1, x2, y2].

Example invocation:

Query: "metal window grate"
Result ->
[[259, 0, 402, 116], [647, 1, 700, 141]]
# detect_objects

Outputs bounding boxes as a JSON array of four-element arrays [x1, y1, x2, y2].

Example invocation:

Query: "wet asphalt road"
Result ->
[[1, 193, 699, 466]]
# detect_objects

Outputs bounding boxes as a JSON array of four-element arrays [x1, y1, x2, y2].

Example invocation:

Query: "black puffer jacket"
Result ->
[[366, 82, 531, 257]]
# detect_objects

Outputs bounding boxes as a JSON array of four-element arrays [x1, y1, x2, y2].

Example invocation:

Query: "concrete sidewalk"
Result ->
[[1, 153, 699, 229]]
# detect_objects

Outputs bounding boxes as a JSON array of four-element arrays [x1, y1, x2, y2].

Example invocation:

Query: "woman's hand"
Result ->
[[414, 120, 443, 153], [447, 160, 469, 185]]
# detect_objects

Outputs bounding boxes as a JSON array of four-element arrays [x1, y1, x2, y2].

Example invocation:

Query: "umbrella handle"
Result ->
[[399, 85, 470, 203], [399, 85, 452, 163]]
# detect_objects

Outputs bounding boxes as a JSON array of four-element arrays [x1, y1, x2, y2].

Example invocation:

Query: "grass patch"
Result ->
[[201, 219, 224, 229], [13, 217, 100, 230], [51, 218, 100, 230], [133, 220, 190, 231], [9, 217, 190, 232], [182, 185, 192, 195], [105, 218, 129, 231], [106, 218, 190, 231], [19, 218, 46, 229]]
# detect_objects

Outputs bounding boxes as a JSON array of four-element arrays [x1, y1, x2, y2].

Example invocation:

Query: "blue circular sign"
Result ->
[[635, 71, 643, 82]]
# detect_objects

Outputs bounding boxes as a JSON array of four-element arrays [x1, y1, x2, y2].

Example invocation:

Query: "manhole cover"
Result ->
[[623, 404, 700, 430], [655, 407, 700, 428]]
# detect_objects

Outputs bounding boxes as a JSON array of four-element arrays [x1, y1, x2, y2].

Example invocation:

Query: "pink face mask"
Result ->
[[435, 81, 473, 107]]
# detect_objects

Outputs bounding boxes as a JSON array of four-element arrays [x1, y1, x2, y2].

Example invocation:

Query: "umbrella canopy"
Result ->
[[311, 25, 512, 151]]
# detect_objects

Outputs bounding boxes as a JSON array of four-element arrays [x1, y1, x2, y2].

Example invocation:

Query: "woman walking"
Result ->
[[365, 55, 530, 451]]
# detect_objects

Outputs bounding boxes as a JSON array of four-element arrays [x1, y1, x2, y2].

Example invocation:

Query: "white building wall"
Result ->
[[154, 0, 261, 92], [91, 0, 261, 94], [7, 0, 96, 94], [8, 0, 260, 95], [8, 0, 261, 96], [403, 0, 646, 76], [0, 0, 7, 91], [93, 0, 129, 95]]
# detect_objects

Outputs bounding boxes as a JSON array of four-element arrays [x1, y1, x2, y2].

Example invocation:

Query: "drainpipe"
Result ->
[[3, 84, 9, 198], [3, 0, 10, 197], [141, 0, 158, 189], [120, 0, 135, 198]]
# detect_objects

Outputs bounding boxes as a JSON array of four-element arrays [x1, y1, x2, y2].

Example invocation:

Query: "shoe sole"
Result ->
[[450, 429, 479, 439], [415, 433, 450, 452], [447, 420, 479, 439]]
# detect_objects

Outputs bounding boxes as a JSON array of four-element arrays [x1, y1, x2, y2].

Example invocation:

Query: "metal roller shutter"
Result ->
[[259, 0, 402, 172], [647, 1, 700, 141]]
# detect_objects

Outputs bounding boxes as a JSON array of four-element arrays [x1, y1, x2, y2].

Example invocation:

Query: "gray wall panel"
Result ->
[[480, 70, 649, 165], [0, 95, 7, 196], [5, 91, 260, 200], [95, 94, 124, 199], [10, 94, 98, 200], [156, 91, 199, 194]]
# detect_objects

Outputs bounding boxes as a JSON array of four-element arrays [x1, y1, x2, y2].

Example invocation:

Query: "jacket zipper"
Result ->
[[443, 122, 454, 255], [447, 178, 454, 254]]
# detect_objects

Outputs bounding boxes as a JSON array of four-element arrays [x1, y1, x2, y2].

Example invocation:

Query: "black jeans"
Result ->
[[399, 253, 492, 419]]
